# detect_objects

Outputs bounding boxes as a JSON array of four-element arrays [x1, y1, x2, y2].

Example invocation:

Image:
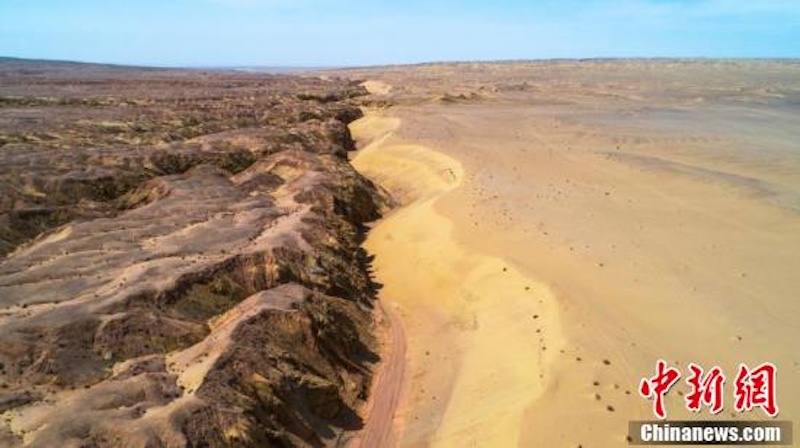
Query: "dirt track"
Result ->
[[349, 302, 406, 447]]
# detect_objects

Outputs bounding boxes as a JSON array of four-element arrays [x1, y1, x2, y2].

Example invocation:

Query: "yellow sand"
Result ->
[[360, 80, 393, 96], [385, 102, 800, 446], [348, 113, 400, 152], [352, 113, 564, 446], [348, 63, 800, 447]]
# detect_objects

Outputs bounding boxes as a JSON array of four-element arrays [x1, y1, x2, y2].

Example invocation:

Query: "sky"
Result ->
[[1, 0, 798, 67]]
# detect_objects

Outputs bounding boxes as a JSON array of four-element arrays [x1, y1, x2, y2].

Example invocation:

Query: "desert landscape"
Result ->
[[1, 57, 798, 447], [337, 60, 800, 446], [0, 58, 387, 446]]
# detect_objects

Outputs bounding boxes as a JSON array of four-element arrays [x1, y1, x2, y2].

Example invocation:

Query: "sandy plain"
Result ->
[[343, 60, 800, 447]]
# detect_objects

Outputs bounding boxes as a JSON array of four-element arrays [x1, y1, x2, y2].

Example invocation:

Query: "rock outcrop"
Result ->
[[0, 58, 383, 447]]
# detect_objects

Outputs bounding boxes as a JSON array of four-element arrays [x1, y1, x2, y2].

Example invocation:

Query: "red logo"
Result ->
[[685, 363, 725, 415], [639, 361, 779, 419], [639, 359, 681, 419], [734, 362, 779, 417]]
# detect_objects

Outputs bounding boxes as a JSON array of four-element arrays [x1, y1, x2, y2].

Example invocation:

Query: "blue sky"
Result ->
[[1, 0, 798, 67]]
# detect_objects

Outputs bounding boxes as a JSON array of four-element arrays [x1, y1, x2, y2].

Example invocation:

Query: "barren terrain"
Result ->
[[338, 60, 800, 446], [3, 57, 798, 447], [0, 58, 386, 447]]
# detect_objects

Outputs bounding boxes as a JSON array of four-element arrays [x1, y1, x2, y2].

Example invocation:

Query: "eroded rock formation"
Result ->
[[0, 58, 384, 447]]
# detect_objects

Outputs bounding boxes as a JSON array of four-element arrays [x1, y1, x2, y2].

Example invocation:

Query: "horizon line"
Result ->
[[3, 55, 800, 72]]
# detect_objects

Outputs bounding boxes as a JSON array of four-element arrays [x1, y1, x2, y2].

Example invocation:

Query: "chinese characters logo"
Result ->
[[639, 360, 778, 419]]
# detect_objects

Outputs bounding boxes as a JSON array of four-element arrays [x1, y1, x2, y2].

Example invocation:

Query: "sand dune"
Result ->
[[345, 60, 800, 447], [352, 111, 564, 446]]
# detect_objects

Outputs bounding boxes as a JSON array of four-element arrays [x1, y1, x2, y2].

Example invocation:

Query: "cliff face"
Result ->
[[0, 60, 384, 447]]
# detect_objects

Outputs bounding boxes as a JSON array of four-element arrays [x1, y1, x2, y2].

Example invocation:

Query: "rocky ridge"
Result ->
[[0, 58, 385, 447]]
